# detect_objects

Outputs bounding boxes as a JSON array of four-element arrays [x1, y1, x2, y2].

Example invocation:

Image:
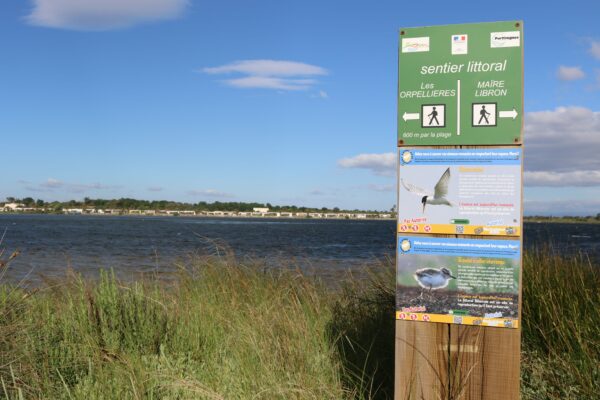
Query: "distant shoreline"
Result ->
[[523, 217, 600, 224], [0, 211, 395, 221], [3, 212, 600, 224]]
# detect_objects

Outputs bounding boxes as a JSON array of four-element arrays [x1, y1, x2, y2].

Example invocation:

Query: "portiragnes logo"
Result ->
[[490, 31, 521, 48], [402, 37, 430, 53]]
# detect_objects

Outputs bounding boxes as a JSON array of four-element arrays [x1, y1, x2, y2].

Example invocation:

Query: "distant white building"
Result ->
[[253, 207, 269, 213], [207, 211, 225, 216], [2, 203, 25, 211], [104, 209, 123, 215]]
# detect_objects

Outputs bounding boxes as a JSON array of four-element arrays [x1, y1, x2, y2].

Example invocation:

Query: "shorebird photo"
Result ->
[[413, 267, 456, 300], [401, 167, 452, 213]]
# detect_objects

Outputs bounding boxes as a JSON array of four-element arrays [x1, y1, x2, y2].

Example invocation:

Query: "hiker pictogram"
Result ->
[[421, 104, 446, 128], [479, 105, 490, 124], [472, 103, 497, 127], [428, 107, 440, 125]]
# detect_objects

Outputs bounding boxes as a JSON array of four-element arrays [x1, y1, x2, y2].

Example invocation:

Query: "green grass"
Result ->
[[0, 250, 597, 399], [521, 248, 599, 400]]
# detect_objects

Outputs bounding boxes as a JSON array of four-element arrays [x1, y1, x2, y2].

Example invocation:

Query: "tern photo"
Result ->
[[401, 167, 452, 214], [398, 148, 522, 235]]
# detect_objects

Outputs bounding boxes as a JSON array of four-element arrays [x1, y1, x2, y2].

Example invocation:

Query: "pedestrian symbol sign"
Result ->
[[398, 21, 523, 145], [472, 103, 497, 126], [422, 104, 445, 127]]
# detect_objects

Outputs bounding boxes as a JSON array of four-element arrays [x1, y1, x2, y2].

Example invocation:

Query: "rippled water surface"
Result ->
[[0, 215, 597, 284]]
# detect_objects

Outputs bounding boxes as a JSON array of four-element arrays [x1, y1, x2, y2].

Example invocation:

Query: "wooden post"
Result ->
[[395, 324, 520, 400], [395, 321, 448, 400], [395, 21, 524, 399]]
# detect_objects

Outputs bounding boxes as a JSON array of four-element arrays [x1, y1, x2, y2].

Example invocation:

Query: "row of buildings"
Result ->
[[1, 203, 393, 220]]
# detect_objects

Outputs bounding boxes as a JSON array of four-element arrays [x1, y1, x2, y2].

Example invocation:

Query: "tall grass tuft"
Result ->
[[0, 257, 347, 399], [327, 260, 396, 400], [0, 249, 597, 399], [521, 248, 599, 400]]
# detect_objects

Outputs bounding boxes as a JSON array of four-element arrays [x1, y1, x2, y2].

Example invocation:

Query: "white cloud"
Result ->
[[525, 199, 600, 217], [337, 152, 395, 176], [187, 189, 234, 198], [556, 66, 585, 81], [225, 76, 316, 91], [590, 40, 600, 60], [41, 178, 64, 189], [27, 178, 120, 193], [69, 182, 120, 193], [337, 107, 600, 188], [310, 90, 329, 99], [308, 188, 344, 197], [147, 186, 163, 192], [525, 107, 600, 180], [202, 60, 327, 91], [202, 60, 327, 77], [525, 171, 600, 187], [26, 0, 187, 31]]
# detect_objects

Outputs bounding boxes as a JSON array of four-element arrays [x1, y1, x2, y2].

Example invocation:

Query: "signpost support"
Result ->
[[395, 21, 524, 400]]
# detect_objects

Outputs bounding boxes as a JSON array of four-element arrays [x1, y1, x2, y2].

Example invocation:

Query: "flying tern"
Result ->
[[401, 167, 452, 213]]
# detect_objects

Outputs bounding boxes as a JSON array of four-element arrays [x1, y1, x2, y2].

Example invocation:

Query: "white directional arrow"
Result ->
[[402, 112, 420, 122], [499, 108, 518, 119]]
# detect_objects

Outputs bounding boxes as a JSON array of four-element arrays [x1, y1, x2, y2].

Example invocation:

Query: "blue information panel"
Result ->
[[398, 148, 522, 236], [396, 236, 520, 328]]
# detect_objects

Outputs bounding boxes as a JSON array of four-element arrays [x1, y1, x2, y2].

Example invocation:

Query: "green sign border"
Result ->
[[398, 21, 523, 145]]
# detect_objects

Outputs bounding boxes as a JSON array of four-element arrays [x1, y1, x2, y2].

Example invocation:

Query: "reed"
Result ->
[[521, 248, 599, 400], [0, 249, 597, 399]]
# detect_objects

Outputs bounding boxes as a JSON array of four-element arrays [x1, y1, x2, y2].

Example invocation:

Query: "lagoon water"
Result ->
[[0, 214, 598, 284]]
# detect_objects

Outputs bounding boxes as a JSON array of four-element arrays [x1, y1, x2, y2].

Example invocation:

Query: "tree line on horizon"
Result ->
[[3, 197, 388, 214], [523, 214, 600, 222]]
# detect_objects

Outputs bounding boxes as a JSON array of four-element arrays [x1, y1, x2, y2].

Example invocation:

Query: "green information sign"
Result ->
[[398, 21, 523, 145]]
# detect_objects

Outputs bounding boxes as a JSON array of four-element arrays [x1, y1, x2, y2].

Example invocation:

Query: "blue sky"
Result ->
[[1, 0, 599, 215]]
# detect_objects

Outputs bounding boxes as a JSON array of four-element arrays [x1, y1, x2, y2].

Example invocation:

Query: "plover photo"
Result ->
[[413, 267, 456, 300]]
